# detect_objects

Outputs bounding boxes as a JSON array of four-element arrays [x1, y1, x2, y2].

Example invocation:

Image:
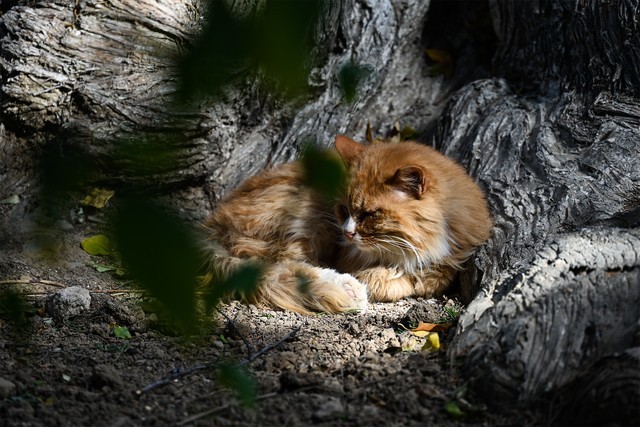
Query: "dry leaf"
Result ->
[[411, 322, 453, 333], [80, 188, 115, 209]]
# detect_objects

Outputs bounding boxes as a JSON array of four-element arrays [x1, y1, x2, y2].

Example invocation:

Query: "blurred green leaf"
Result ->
[[110, 197, 200, 330], [177, 0, 321, 101], [205, 264, 262, 310], [338, 62, 371, 103], [0, 286, 29, 334], [81, 234, 115, 256], [217, 364, 256, 407], [301, 142, 346, 200]]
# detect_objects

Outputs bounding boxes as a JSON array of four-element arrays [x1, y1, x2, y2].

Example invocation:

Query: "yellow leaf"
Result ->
[[421, 332, 440, 352], [81, 234, 114, 256], [80, 188, 115, 209]]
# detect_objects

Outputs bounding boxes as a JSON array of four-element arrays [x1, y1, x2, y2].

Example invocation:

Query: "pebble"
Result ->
[[91, 364, 124, 389], [45, 286, 91, 322], [0, 377, 16, 398], [312, 396, 344, 421]]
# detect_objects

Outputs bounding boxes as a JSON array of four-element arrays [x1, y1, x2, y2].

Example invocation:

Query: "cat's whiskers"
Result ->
[[376, 236, 426, 274]]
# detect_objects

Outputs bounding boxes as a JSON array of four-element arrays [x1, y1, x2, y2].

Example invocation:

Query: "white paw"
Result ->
[[317, 268, 368, 313]]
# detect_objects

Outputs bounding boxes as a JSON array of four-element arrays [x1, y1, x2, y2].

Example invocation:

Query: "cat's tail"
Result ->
[[202, 241, 368, 315]]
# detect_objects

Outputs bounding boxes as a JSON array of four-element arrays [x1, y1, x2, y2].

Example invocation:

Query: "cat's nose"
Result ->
[[344, 231, 356, 240]]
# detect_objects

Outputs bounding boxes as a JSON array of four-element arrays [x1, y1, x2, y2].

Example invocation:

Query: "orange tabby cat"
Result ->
[[202, 135, 491, 314]]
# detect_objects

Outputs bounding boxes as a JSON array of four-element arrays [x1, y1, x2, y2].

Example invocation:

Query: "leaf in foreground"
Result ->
[[216, 364, 256, 407], [301, 143, 346, 200], [111, 197, 200, 330]]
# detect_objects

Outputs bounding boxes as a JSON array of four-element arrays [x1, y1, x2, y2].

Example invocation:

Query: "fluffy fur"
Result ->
[[202, 135, 492, 314]]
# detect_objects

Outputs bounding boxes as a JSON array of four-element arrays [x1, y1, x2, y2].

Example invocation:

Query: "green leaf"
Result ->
[[113, 325, 132, 340], [301, 142, 347, 200], [205, 264, 262, 310], [217, 364, 256, 407], [110, 197, 200, 330], [81, 234, 115, 256], [177, 0, 321, 101], [338, 62, 372, 103], [445, 400, 465, 419]]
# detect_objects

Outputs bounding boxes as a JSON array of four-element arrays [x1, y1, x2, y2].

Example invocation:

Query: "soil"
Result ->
[[0, 197, 541, 427]]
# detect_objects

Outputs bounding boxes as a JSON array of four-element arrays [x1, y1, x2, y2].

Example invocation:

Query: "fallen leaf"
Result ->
[[80, 188, 115, 209], [0, 195, 20, 204], [421, 332, 440, 352], [411, 322, 453, 333], [81, 234, 114, 256], [113, 325, 132, 340], [445, 400, 465, 419]]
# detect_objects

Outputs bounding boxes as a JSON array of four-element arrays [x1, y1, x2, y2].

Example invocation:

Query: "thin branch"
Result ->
[[216, 306, 255, 359], [137, 326, 300, 395], [0, 278, 66, 288], [236, 326, 300, 367], [17, 289, 148, 297]]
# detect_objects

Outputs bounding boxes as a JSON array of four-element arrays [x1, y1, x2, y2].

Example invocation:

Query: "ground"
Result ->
[[0, 199, 540, 427]]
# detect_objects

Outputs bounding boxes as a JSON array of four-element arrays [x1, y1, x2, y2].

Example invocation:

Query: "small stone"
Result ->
[[91, 364, 124, 389], [46, 286, 91, 322], [312, 396, 344, 421], [0, 377, 16, 398]]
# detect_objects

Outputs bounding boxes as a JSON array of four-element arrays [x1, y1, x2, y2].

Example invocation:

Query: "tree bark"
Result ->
[[0, 0, 459, 219], [1, 0, 638, 422], [435, 0, 640, 421]]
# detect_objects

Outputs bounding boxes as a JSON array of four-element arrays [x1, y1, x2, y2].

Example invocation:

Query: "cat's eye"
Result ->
[[357, 210, 377, 221], [335, 204, 349, 219]]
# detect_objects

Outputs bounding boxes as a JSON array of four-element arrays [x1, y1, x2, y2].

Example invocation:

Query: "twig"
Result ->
[[0, 278, 66, 288], [236, 326, 300, 367], [176, 392, 279, 426], [216, 307, 255, 359], [137, 364, 210, 395], [17, 289, 147, 297], [137, 326, 300, 395]]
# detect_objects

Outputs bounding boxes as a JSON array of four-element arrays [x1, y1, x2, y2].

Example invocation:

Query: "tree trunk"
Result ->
[[1, 0, 638, 422], [436, 0, 640, 421]]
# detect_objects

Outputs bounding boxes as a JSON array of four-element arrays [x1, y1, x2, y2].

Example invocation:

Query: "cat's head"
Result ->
[[333, 135, 452, 271]]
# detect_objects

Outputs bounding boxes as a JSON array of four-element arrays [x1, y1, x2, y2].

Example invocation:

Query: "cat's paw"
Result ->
[[317, 269, 368, 314]]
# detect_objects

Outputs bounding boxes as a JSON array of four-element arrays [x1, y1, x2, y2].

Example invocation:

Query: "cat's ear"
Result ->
[[334, 135, 365, 164], [388, 165, 428, 199]]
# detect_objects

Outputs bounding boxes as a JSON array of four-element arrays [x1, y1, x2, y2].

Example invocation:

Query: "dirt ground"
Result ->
[[0, 198, 541, 427]]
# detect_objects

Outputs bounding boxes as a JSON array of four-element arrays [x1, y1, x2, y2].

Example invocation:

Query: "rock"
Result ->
[[0, 377, 16, 398], [312, 395, 344, 421], [45, 286, 91, 322], [91, 364, 124, 389]]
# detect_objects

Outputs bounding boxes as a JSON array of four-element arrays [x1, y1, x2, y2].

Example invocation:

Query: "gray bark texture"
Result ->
[[1, 0, 638, 422]]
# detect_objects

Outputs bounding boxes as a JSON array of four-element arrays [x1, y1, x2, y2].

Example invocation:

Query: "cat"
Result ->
[[202, 134, 492, 314]]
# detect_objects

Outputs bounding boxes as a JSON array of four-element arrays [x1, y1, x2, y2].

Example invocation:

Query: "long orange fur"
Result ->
[[202, 135, 492, 314]]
